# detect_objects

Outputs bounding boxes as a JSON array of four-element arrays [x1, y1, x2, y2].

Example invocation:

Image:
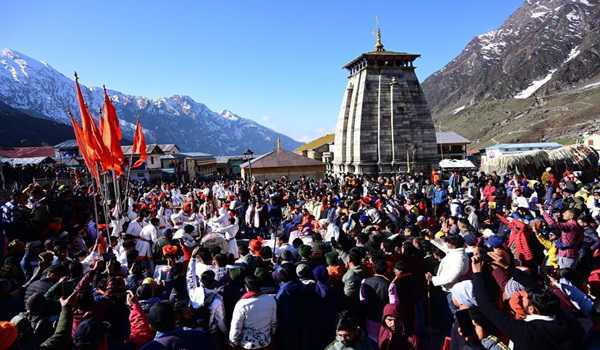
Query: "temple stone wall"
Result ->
[[333, 50, 439, 175]]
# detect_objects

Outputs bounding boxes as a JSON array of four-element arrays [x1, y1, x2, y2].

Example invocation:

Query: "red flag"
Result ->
[[132, 120, 147, 168], [74, 73, 111, 171], [70, 113, 100, 186], [100, 86, 125, 175]]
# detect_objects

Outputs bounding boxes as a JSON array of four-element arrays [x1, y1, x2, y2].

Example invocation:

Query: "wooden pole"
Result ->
[[97, 165, 112, 246], [122, 152, 134, 213]]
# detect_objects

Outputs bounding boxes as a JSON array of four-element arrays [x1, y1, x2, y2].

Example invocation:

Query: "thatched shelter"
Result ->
[[481, 144, 598, 178]]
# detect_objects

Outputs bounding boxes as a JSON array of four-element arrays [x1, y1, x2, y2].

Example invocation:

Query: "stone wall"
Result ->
[[333, 57, 439, 175]]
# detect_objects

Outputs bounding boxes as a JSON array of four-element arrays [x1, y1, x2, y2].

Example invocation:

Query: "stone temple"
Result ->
[[332, 30, 439, 175]]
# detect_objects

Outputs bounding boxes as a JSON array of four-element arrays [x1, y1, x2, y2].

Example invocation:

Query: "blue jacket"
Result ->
[[432, 188, 448, 205]]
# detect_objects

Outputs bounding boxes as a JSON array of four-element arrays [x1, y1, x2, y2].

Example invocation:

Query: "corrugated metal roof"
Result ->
[[181, 152, 215, 160], [487, 142, 562, 150], [122, 144, 169, 155], [295, 134, 335, 152], [436, 132, 470, 144], [240, 149, 324, 169], [215, 155, 247, 164], [0, 146, 56, 158]]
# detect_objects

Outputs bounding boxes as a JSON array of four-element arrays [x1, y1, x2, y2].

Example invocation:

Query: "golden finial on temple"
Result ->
[[374, 17, 385, 52]]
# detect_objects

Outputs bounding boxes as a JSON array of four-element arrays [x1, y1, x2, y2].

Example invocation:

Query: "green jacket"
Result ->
[[40, 306, 72, 350], [342, 265, 366, 298]]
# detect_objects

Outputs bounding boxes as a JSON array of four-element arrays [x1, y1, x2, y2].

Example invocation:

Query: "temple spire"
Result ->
[[375, 28, 385, 52], [374, 17, 385, 52]]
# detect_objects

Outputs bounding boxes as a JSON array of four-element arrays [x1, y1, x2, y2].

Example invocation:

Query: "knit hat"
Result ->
[[162, 244, 178, 256], [0, 321, 17, 350], [485, 235, 505, 249], [508, 290, 528, 320], [504, 278, 526, 300], [249, 238, 263, 254], [450, 280, 477, 307]]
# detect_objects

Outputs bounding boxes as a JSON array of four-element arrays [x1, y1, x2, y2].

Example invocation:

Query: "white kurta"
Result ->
[[137, 224, 158, 257], [126, 219, 145, 237], [222, 220, 240, 258]]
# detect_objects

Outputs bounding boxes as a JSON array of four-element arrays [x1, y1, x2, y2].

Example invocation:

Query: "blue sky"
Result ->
[[2, 0, 523, 142]]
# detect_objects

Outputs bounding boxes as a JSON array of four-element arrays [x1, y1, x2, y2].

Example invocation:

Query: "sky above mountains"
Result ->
[[2, 0, 522, 142]]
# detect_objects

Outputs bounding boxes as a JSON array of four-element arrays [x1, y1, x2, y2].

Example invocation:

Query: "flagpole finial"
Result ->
[[74, 72, 79, 81]]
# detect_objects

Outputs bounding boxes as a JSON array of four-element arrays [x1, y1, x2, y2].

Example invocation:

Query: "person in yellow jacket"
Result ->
[[535, 230, 558, 269]]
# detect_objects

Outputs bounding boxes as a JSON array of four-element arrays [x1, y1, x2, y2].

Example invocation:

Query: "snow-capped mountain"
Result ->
[[422, 0, 600, 115], [0, 48, 301, 154]]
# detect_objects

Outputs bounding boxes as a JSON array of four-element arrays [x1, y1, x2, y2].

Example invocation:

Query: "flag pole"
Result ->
[[112, 170, 121, 218], [122, 143, 135, 212], [98, 165, 113, 247], [92, 180, 100, 239]]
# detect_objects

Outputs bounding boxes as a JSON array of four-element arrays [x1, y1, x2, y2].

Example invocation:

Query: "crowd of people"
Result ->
[[1, 166, 600, 350]]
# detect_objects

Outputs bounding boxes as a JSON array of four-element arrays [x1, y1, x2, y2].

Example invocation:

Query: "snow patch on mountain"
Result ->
[[564, 46, 581, 63], [514, 69, 558, 99], [582, 81, 600, 89], [453, 105, 466, 115], [531, 10, 550, 18], [220, 110, 240, 121]]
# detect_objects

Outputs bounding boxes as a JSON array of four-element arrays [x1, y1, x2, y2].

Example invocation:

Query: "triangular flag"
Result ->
[[100, 86, 125, 175], [70, 113, 100, 186], [74, 73, 111, 171], [132, 120, 147, 168]]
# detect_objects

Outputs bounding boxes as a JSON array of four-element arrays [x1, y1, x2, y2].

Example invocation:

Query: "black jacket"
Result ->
[[24, 277, 53, 302], [361, 275, 390, 321]]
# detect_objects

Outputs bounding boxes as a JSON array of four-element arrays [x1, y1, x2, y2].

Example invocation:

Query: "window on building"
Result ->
[[150, 157, 154, 165]]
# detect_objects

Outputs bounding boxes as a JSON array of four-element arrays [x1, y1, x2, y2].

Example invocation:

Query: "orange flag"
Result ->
[[132, 120, 147, 168], [74, 73, 111, 171], [70, 113, 100, 186], [100, 86, 125, 175]]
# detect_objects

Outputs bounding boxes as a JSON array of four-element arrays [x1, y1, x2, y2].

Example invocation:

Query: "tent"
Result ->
[[480, 144, 598, 178], [439, 159, 476, 169], [2, 156, 56, 166]]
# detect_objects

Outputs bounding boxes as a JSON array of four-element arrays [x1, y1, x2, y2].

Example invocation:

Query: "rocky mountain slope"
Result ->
[[0, 101, 74, 147], [422, 0, 600, 149], [0, 49, 300, 155]]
